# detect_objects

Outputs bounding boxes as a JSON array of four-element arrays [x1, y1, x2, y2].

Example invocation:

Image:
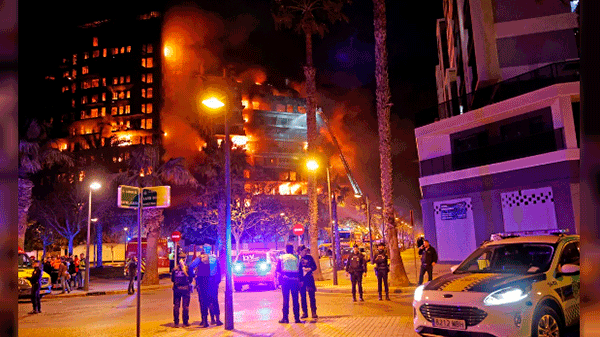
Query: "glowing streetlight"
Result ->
[[202, 93, 233, 330], [163, 46, 173, 58], [306, 159, 319, 172], [85, 181, 101, 292]]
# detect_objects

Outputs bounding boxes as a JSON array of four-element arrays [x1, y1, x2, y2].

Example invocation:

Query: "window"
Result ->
[[142, 74, 146, 82], [112, 91, 118, 100], [91, 94, 98, 103], [279, 171, 289, 181], [147, 44, 153, 53], [126, 120, 131, 129], [113, 77, 118, 85], [102, 78, 106, 86], [92, 79, 99, 87], [146, 136, 153, 144], [142, 89, 146, 98], [290, 171, 297, 181], [142, 58, 146, 67], [102, 92, 106, 101], [93, 50, 99, 58], [111, 107, 117, 115], [244, 170, 250, 179], [119, 106, 124, 115], [112, 47, 118, 55], [63, 71, 69, 78], [73, 54, 77, 65], [119, 91, 125, 99], [62, 86, 68, 93], [91, 108, 98, 118], [141, 104, 145, 113], [146, 57, 153, 68], [126, 91, 130, 98], [126, 75, 130, 83], [287, 105, 294, 113], [72, 99, 76, 108], [147, 73, 153, 83], [252, 101, 260, 110], [72, 83, 76, 92], [103, 48, 107, 57], [101, 107, 106, 117], [80, 111, 86, 119], [82, 66, 89, 75], [120, 76, 124, 84], [276, 104, 286, 112], [121, 47, 125, 54], [146, 87, 153, 98], [82, 96, 88, 104], [125, 105, 130, 114], [146, 103, 152, 113], [146, 118, 152, 129], [84, 52, 89, 59], [93, 37, 98, 46], [72, 69, 77, 78], [127, 46, 131, 53]]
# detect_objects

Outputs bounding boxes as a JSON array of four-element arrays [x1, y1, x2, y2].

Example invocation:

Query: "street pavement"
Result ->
[[19, 250, 432, 337]]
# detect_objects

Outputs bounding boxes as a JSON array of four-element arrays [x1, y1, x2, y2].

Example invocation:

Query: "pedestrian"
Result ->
[[189, 246, 210, 328], [418, 239, 438, 285], [68, 256, 77, 289], [73, 255, 81, 288], [203, 245, 223, 326], [372, 243, 390, 301], [345, 244, 367, 302], [172, 258, 192, 327], [298, 245, 318, 319], [78, 253, 86, 289], [125, 256, 137, 295], [276, 244, 303, 324], [28, 260, 42, 314], [58, 259, 71, 293], [169, 248, 175, 272]]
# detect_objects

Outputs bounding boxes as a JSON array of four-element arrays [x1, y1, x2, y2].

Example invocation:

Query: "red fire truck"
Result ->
[[126, 237, 169, 267]]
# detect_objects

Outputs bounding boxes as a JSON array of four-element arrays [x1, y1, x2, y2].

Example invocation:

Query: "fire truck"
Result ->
[[125, 238, 170, 267]]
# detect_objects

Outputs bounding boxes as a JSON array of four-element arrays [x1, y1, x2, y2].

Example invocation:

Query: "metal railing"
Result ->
[[416, 59, 580, 128]]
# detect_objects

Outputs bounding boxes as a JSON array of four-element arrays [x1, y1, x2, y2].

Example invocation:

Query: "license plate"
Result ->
[[433, 317, 466, 330]]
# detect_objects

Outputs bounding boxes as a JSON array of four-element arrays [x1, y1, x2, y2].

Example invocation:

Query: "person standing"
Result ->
[[298, 246, 318, 319], [372, 243, 390, 301], [203, 245, 223, 326], [189, 247, 210, 327], [276, 244, 303, 324], [418, 239, 438, 285], [169, 249, 175, 272], [58, 259, 71, 293], [78, 253, 86, 289], [126, 257, 137, 295], [68, 257, 77, 289], [345, 244, 367, 302], [171, 258, 192, 327], [28, 260, 42, 314]]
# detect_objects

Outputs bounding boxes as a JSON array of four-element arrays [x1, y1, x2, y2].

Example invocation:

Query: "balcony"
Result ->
[[416, 60, 580, 128]]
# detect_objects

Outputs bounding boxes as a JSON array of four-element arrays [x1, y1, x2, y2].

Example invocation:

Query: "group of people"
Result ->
[[344, 242, 391, 302], [42, 253, 86, 293], [170, 244, 222, 328]]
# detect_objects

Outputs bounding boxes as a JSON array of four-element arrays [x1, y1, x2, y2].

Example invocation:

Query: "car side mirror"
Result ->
[[450, 265, 459, 273], [559, 264, 580, 275]]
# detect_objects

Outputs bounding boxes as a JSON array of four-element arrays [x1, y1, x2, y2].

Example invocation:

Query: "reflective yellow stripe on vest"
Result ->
[[281, 254, 298, 272]]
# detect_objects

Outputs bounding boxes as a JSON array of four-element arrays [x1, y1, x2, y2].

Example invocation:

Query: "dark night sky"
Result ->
[[20, 0, 443, 224]]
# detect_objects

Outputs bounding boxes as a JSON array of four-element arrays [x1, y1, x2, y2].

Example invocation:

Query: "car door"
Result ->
[[553, 240, 580, 327]]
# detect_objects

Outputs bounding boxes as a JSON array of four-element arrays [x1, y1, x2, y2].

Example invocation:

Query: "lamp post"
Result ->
[[355, 194, 374, 262], [85, 181, 101, 292], [202, 95, 234, 331], [124, 227, 129, 262], [306, 159, 339, 285]]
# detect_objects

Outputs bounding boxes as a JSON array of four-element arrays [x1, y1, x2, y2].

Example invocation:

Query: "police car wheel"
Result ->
[[532, 306, 562, 337]]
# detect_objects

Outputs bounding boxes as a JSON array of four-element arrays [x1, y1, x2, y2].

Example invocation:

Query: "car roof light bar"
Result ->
[[490, 228, 569, 241]]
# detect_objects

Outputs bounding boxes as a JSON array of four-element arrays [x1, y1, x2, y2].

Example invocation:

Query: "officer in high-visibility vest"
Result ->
[[276, 244, 303, 324]]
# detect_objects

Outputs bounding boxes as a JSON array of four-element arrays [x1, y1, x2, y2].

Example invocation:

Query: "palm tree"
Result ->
[[373, 0, 410, 286], [18, 119, 73, 250], [115, 146, 198, 285], [272, 0, 350, 281]]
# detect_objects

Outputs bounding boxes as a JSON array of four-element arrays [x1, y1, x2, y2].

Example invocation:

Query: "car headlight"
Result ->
[[257, 262, 270, 272], [484, 287, 528, 306], [233, 263, 244, 274], [414, 285, 425, 301], [19, 277, 31, 287]]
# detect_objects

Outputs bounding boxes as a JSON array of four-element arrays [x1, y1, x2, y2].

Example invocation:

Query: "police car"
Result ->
[[233, 251, 278, 291], [18, 251, 52, 298], [413, 229, 579, 337]]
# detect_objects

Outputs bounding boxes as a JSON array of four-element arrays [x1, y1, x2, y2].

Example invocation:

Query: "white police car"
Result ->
[[413, 230, 579, 337]]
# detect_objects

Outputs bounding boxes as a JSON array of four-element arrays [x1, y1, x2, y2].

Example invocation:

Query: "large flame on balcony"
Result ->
[[278, 182, 303, 195]]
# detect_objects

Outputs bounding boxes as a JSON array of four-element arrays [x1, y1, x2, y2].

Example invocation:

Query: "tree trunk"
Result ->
[[68, 235, 74, 256], [233, 232, 241, 256], [142, 208, 164, 286], [96, 221, 103, 268], [373, 0, 409, 286], [18, 178, 34, 250], [303, 29, 323, 281]]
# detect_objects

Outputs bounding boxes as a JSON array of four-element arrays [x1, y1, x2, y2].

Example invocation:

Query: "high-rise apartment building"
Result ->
[[415, 0, 580, 262]]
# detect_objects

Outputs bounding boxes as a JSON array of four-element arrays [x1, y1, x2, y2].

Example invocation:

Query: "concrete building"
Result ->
[[415, 0, 580, 262]]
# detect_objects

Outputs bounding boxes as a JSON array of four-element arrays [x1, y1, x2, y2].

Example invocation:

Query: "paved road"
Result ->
[[19, 283, 418, 337]]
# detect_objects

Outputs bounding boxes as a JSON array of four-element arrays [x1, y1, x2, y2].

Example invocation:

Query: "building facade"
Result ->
[[415, 0, 580, 262]]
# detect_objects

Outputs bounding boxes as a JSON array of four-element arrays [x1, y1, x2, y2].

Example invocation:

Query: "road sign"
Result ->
[[293, 223, 305, 236], [142, 186, 171, 208], [171, 231, 181, 242], [118, 185, 140, 208]]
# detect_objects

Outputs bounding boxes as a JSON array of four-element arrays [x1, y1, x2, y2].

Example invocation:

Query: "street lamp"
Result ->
[[85, 181, 101, 292], [202, 95, 234, 331], [306, 159, 340, 285], [355, 194, 374, 262], [124, 227, 129, 262]]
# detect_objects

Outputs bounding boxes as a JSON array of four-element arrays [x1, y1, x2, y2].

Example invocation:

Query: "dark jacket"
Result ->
[[345, 252, 367, 274], [418, 246, 438, 266], [372, 250, 390, 272], [208, 254, 222, 285], [171, 267, 192, 292], [29, 267, 42, 289], [299, 254, 317, 289]]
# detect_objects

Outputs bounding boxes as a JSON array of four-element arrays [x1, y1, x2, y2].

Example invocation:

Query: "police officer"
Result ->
[[345, 244, 367, 302], [189, 246, 210, 327], [372, 243, 390, 301], [276, 244, 303, 324], [125, 256, 137, 295], [172, 258, 192, 327], [28, 260, 42, 314], [204, 244, 223, 326], [298, 245, 318, 319]]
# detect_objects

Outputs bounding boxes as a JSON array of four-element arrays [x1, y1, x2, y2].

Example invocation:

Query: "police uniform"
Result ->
[[276, 250, 302, 323], [171, 260, 192, 326], [372, 248, 390, 300], [29, 264, 42, 314], [189, 250, 211, 327], [345, 247, 367, 301], [207, 250, 222, 325], [299, 251, 318, 318]]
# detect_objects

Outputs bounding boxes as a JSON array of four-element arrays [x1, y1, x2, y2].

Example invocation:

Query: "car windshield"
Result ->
[[19, 254, 32, 269], [237, 253, 267, 264], [455, 243, 555, 274]]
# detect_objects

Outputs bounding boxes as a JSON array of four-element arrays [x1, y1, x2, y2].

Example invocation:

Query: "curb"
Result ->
[[314, 285, 417, 295], [43, 284, 173, 299]]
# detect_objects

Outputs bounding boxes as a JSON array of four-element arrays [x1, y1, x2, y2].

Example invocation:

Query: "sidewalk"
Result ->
[[315, 249, 453, 294]]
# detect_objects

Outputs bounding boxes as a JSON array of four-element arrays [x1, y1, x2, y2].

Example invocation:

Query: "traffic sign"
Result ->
[[118, 185, 140, 208], [142, 186, 171, 208], [171, 231, 182, 242], [293, 223, 305, 236]]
